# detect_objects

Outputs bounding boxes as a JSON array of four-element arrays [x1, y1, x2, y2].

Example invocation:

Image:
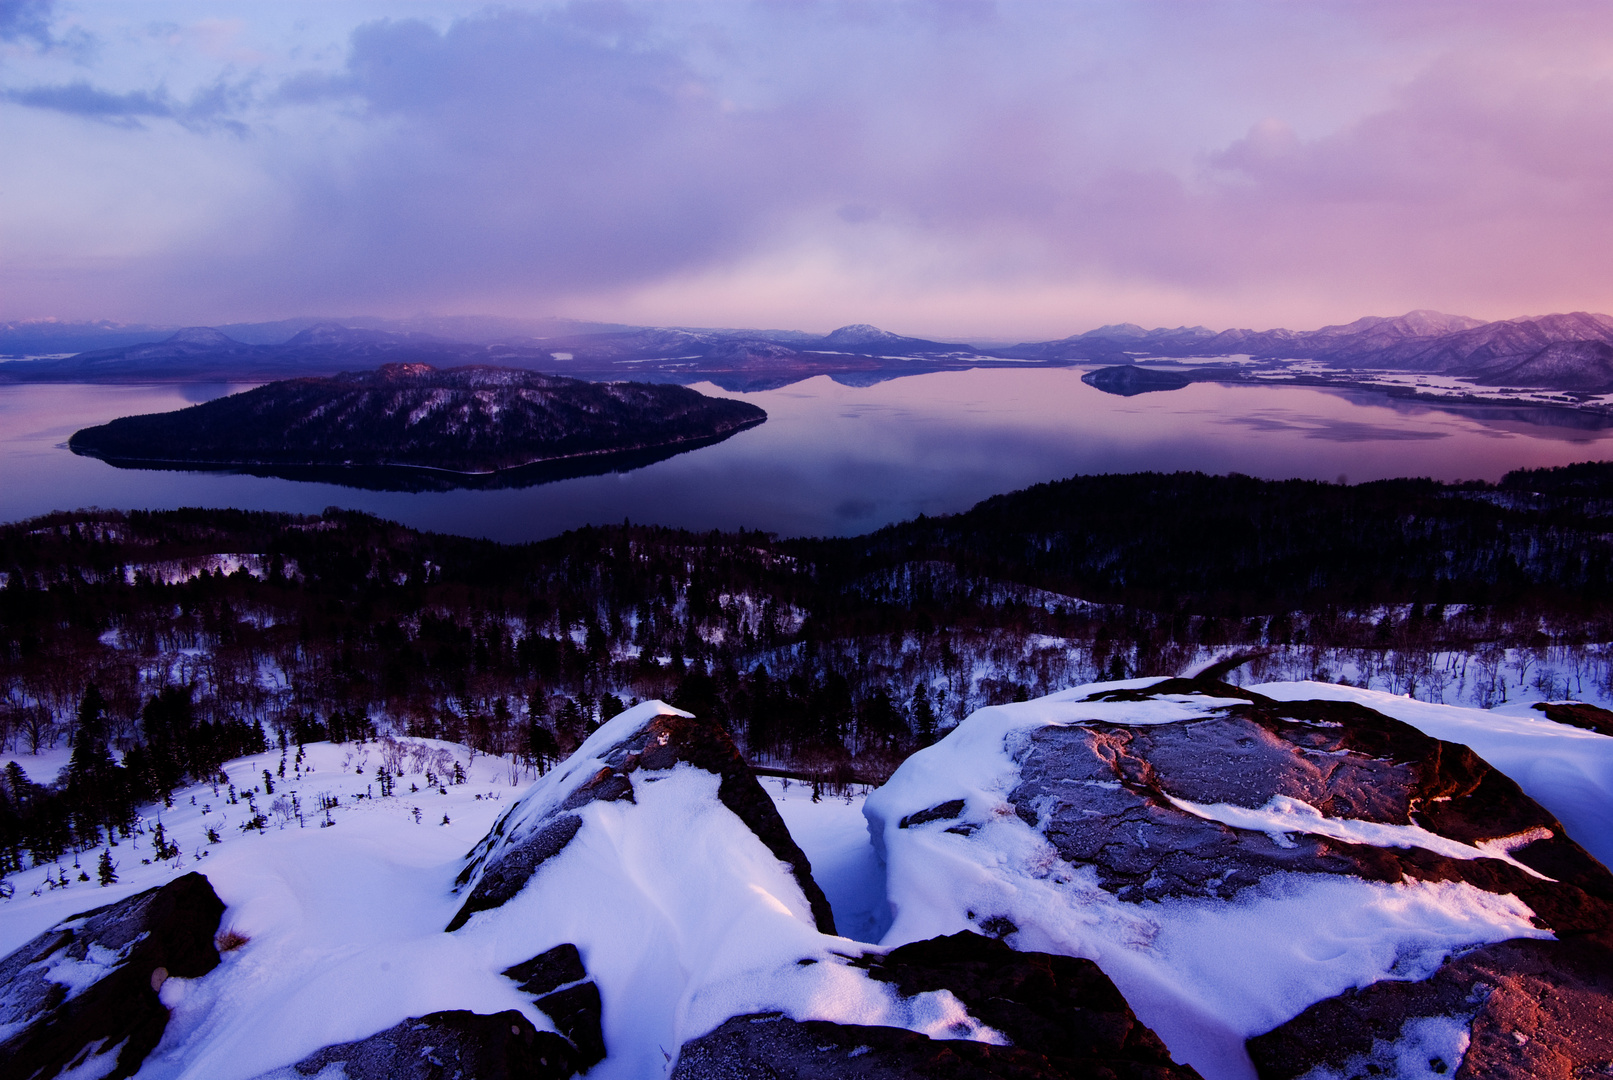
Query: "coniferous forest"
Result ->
[[4, 463, 1613, 875]]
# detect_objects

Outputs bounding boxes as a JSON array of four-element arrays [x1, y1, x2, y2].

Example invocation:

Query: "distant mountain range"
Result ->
[[68, 363, 766, 485], [1002, 309, 1613, 391], [8, 309, 1613, 395]]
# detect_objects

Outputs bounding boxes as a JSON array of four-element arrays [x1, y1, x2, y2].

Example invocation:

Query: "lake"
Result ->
[[3, 369, 1612, 542]]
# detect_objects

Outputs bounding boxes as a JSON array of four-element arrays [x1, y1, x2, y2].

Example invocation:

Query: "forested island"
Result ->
[[66, 363, 766, 474]]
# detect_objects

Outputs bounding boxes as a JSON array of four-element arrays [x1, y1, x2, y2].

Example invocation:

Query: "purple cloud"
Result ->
[[7, 2, 1613, 334]]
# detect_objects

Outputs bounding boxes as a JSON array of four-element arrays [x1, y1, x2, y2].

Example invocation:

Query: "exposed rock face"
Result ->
[[0, 872, 225, 1080], [1012, 680, 1613, 1077], [1248, 935, 1613, 1079], [1532, 699, 1613, 737], [1009, 679, 1597, 907], [276, 1009, 576, 1080], [672, 931, 1202, 1080], [502, 943, 606, 1069], [866, 677, 1613, 1079], [449, 704, 835, 935]]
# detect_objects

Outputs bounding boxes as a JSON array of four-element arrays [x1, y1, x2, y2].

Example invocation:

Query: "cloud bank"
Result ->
[[3, 1, 1613, 337]]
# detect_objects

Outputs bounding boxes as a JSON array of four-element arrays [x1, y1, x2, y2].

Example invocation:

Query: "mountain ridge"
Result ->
[[9, 309, 1613, 394]]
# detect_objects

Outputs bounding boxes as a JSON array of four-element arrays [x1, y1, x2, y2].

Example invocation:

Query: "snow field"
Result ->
[[0, 738, 528, 1080], [761, 776, 891, 944], [1, 681, 1608, 1080]]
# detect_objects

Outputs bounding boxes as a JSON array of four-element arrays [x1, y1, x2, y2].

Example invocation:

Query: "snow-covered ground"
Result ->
[[0, 722, 906, 1080], [0, 739, 522, 994], [2, 681, 1610, 1080], [762, 776, 890, 944]]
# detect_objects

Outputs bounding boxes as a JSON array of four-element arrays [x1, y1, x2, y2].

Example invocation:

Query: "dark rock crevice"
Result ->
[[502, 943, 607, 1070]]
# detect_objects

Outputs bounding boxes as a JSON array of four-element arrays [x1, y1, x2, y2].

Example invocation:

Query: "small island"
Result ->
[[68, 363, 766, 475]]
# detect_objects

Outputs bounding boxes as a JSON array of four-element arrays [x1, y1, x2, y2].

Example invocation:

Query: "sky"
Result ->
[[4, 1, 1613, 340]]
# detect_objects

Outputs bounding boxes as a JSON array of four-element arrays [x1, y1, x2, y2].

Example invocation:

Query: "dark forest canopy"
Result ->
[[67, 363, 766, 474], [4, 463, 1613, 872]]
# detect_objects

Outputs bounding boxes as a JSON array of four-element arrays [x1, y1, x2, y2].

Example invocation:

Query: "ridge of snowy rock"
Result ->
[[441, 700, 1197, 1078], [866, 676, 1613, 1080], [447, 700, 835, 934], [4, 680, 1610, 1079]]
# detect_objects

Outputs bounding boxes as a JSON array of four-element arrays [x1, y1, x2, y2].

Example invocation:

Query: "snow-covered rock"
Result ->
[[671, 931, 1204, 1079], [447, 700, 835, 935], [0, 872, 224, 1080], [256, 1008, 576, 1080], [866, 677, 1613, 1080], [444, 700, 1197, 1079]]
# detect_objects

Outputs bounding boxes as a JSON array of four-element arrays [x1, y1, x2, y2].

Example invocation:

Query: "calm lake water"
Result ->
[[3, 369, 1612, 542]]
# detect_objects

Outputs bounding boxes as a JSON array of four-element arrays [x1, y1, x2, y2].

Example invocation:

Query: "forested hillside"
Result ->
[[4, 464, 1613, 873]]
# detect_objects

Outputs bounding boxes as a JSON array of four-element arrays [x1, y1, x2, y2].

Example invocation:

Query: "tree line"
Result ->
[[4, 463, 1613, 871]]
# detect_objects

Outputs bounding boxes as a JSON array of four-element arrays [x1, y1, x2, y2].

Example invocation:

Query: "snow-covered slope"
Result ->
[[6, 701, 1193, 1079]]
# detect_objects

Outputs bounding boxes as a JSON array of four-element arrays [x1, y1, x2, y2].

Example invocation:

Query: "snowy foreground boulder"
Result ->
[[0, 872, 224, 1080], [866, 676, 1613, 1080], [671, 931, 1201, 1080], [263, 1008, 578, 1080], [440, 700, 1199, 1079], [448, 703, 836, 935]]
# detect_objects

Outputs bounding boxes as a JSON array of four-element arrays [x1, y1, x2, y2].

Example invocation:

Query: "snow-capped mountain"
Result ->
[[1004, 310, 1613, 392]]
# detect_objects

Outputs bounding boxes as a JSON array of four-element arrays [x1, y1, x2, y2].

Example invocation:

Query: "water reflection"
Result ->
[[76, 426, 756, 493], [3, 370, 1612, 542]]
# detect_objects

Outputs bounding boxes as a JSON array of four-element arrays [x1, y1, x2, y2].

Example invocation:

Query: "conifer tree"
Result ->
[[912, 685, 937, 747], [67, 683, 125, 846], [97, 848, 117, 886]]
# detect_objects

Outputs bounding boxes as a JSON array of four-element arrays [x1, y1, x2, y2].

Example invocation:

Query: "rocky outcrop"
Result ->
[[502, 943, 606, 1069], [1007, 678, 1601, 907], [866, 677, 1613, 1079], [449, 704, 835, 934], [1532, 699, 1613, 737], [1247, 935, 1613, 1079], [672, 931, 1201, 1080], [0, 872, 225, 1080], [276, 1009, 577, 1080], [1019, 681, 1613, 1079]]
